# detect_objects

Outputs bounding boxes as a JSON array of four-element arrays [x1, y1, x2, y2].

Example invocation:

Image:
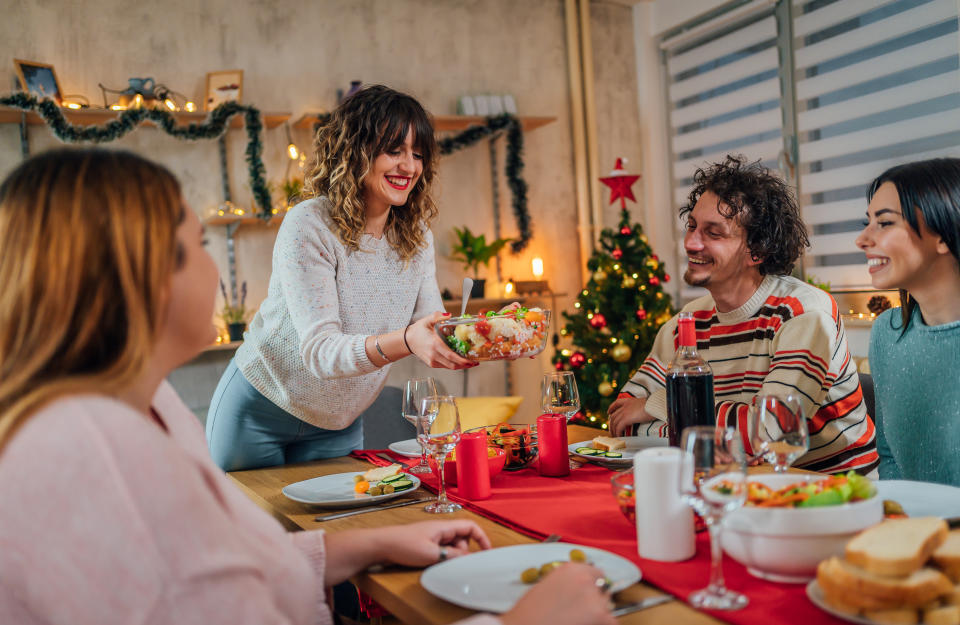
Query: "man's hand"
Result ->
[[607, 396, 653, 437]]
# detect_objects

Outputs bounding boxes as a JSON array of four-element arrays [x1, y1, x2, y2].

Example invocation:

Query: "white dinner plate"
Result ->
[[420, 542, 641, 613], [806, 580, 880, 625], [388, 438, 422, 458], [281, 471, 421, 509], [874, 480, 960, 518], [568, 435, 668, 467]]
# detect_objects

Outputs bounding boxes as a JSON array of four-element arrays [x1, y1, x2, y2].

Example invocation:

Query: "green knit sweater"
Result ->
[[869, 306, 960, 486]]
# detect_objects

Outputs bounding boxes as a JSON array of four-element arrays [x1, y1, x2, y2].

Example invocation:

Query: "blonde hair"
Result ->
[[304, 84, 438, 262], [0, 148, 184, 451]]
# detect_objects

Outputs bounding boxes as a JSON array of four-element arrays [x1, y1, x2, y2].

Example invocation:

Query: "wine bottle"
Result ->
[[666, 312, 715, 446]]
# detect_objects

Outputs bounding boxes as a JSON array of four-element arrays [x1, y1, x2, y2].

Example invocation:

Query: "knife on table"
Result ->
[[611, 595, 674, 618], [315, 498, 430, 522]]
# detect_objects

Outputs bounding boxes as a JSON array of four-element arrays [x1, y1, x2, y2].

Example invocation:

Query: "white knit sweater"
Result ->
[[234, 197, 443, 429]]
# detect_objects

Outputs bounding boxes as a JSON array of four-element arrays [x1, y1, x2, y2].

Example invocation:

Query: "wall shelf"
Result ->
[[292, 113, 556, 132], [0, 106, 291, 129], [204, 213, 285, 227]]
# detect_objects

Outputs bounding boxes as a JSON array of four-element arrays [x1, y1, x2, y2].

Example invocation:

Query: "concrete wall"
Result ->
[[1, 0, 646, 423]]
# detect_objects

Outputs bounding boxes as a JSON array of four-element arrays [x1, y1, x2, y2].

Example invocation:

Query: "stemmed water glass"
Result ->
[[540, 372, 580, 420], [402, 377, 437, 475], [678, 426, 749, 611], [417, 395, 462, 514], [747, 394, 808, 472]]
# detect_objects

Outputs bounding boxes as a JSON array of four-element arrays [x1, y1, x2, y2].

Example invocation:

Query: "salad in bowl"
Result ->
[[436, 307, 550, 361]]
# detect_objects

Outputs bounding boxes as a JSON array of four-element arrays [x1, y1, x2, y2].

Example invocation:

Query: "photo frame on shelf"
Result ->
[[457, 95, 477, 116], [205, 69, 243, 111], [13, 59, 62, 104]]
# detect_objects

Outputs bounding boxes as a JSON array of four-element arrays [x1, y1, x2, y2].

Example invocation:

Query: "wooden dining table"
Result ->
[[227, 424, 728, 625]]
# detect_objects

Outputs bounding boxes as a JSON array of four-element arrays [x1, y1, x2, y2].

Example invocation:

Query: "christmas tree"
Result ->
[[552, 161, 674, 430]]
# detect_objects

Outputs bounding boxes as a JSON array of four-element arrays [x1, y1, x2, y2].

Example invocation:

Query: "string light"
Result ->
[[110, 104, 126, 111], [63, 101, 82, 110], [574, 302, 581, 308], [163, 98, 178, 112], [184, 101, 197, 112], [610, 338, 617, 343], [631, 273, 638, 279], [561, 349, 571, 356], [582, 289, 588, 296], [589, 415, 597, 422]]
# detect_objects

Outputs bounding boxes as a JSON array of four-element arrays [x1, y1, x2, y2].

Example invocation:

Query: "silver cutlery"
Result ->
[[611, 595, 675, 618], [461, 277, 473, 316], [542, 533, 562, 543], [314, 498, 430, 522]]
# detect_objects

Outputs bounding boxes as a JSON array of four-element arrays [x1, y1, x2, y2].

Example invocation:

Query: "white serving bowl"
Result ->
[[721, 473, 882, 584]]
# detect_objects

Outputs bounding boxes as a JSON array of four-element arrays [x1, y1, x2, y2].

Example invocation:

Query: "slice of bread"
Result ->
[[934, 531, 960, 579], [820, 585, 863, 616], [924, 605, 960, 625], [846, 518, 949, 577], [362, 463, 402, 482], [817, 557, 954, 608], [592, 436, 625, 452], [861, 607, 919, 624]]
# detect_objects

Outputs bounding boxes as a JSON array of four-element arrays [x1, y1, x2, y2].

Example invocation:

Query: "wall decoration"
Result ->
[[205, 70, 243, 111], [13, 59, 62, 104], [0, 92, 272, 216]]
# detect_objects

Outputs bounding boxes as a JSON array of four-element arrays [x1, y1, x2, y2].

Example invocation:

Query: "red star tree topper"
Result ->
[[598, 158, 640, 209]]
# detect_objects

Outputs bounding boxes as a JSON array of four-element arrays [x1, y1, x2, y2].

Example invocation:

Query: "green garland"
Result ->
[[311, 112, 532, 252], [0, 93, 273, 217]]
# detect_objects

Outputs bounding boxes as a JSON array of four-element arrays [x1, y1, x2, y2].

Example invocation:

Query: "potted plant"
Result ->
[[220, 279, 249, 342], [450, 226, 511, 298]]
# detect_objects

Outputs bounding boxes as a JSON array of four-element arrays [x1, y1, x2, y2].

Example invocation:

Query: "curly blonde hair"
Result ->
[[304, 85, 438, 262]]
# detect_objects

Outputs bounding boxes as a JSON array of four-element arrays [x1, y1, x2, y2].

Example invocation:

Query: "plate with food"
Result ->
[[568, 435, 668, 466], [436, 307, 550, 361], [420, 542, 641, 613], [387, 438, 422, 458], [805, 516, 960, 624], [281, 464, 420, 509], [874, 480, 960, 519]]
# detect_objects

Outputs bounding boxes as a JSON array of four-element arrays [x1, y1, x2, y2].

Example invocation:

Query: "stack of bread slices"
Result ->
[[816, 517, 960, 624]]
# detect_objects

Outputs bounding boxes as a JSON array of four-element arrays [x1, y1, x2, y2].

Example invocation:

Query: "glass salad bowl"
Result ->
[[435, 307, 551, 362]]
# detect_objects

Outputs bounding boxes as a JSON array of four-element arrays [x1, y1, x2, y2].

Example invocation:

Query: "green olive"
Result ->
[[520, 567, 540, 584], [381, 483, 395, 494], [539, 561, 564, 577], [569, 548, 587, 563], [353, 474, 365, 484], [368, 485, 382, 496]]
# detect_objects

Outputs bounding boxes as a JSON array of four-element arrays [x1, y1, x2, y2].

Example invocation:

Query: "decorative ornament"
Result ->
[[640, 234, 649, 243], [569, 352, 586, 368], [646, 258, 659, 270], [622, 275, 636, 288], [611, 343, 632, 363], [620, 225, 631, 236], [598, 158, 640, 208], [649, 276, 660, 287], [592, 270, 608, 283], [612, 247, 623, 260], [636, 308, 647, 320], [598, 381, 614, 397], [589, 313, 607, 330], [664, 273, 671, 283], [555, 360, 565, 371], [868, 295, 892, 315]]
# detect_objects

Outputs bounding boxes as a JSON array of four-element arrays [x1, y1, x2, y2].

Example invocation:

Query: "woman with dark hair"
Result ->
[[0, 148, 615, 625], [206, 85, 474, 471], [856, 158, 960, 486]]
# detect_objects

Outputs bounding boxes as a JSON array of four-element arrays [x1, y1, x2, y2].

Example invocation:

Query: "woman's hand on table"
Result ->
[[407, 312, 477, 370], [500, 563, 617, 625], [607, 396, 653, 437], [382, 520, 492, 568]]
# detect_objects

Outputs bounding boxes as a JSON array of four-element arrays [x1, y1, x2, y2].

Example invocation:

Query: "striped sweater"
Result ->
[[622, 274, 878, 475]]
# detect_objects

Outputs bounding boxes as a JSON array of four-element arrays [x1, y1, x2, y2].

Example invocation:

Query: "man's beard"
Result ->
[[683, 266, 710, 287]]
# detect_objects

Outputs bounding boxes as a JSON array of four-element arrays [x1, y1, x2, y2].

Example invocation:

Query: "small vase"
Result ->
[[227, 322, 246, 342], [470, 279, 486, 299]]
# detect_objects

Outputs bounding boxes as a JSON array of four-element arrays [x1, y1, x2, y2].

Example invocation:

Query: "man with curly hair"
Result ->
[[609, 156, 878, 475]]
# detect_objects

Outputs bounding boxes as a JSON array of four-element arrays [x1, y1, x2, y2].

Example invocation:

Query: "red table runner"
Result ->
[[350, 449, 846, 625]]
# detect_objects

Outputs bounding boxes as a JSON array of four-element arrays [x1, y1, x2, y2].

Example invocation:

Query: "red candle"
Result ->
[[537, 413, 569, 477], [455, 431, 491, 500]]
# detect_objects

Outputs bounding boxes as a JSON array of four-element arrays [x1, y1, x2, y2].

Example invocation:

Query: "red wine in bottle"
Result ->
[[666, 312, 715, 446]]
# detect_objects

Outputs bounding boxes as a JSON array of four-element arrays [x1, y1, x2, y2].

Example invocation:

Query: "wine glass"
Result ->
[[747, 394, 808, 472], [678, 426, 749, 611], [540, 372, 580, 420], [402, 377, 437, 475], [417, 395, 462, 514]]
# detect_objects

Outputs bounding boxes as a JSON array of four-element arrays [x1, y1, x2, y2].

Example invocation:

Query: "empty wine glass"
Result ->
[[541, 372, 580, 420], [402, 377, 437, 475], [417, 395, 462, 514], [748, 394, 808, 472], [678, 426, 749, 611]]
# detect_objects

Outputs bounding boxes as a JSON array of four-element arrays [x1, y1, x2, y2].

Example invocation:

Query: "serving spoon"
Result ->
[[460, 277, 474, 317]]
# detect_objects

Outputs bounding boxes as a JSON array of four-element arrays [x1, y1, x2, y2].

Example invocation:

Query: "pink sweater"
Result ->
[[0, 383, 498, 625]]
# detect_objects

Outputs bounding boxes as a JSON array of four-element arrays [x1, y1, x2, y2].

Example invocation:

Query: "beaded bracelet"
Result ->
[[403, 325, 413, 355], [374, 336, 392, 363]]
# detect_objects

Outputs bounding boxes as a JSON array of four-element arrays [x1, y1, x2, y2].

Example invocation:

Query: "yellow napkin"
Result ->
[[455, 396, 524, 432]]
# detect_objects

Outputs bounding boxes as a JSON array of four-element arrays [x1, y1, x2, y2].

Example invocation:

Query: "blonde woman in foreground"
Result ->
[[0, 148, 614, 625]]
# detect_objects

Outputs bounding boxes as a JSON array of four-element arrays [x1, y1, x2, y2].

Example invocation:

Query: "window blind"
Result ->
[[662, 7, 786, 300], [793, 0, 960, 288]]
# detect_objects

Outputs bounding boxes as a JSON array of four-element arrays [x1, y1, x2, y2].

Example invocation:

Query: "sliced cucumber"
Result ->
[[380, 474, 405, 483], [603, 452, 623, 458], [575, 447, 602, 455], [390, 479, 414, 491]]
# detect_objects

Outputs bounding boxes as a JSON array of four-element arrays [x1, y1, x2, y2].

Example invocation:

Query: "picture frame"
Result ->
[[13, 59, 62, 104], [205, 70, 243, 111]]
